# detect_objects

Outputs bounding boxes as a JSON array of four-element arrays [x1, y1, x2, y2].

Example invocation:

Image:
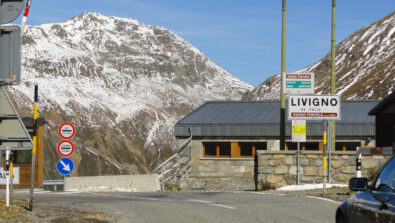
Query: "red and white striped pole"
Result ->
[[21, 0, 32, 33]]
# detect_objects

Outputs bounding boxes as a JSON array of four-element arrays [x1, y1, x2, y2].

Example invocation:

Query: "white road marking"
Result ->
[[305, 196, 341, 204], [245, 191, 286, 196], [211, 203, 237, 210], [87, 192, 237, 210], [186, 199, 212, 204]]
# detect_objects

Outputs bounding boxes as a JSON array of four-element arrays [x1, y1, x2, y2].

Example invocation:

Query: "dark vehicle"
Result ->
[[336, 155, 395, 223]]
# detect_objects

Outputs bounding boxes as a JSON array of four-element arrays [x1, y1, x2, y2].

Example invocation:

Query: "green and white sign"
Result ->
[[283, 73, 314, 94]]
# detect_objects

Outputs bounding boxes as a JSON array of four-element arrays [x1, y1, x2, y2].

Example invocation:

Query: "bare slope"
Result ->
[[244, 12, 395, 100]]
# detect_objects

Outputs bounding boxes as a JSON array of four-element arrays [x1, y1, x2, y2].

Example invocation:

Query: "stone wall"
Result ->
[[177, 140, 255, 191], [256, 150, 391, 189]]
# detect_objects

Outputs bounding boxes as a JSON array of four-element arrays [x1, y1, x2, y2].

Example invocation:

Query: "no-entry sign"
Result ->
[[59, 123, 75, 139], [288, 95, 341, 120], [57, 140, 74, 157]]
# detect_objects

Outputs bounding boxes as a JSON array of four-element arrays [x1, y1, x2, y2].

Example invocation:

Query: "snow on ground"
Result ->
[[68, 186, 137, 192], [277, 183, 347, 191]]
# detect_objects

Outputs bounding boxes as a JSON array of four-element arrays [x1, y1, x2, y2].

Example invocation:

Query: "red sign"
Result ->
[[57, 140, 75, 157], [59, 123, 75, 139]]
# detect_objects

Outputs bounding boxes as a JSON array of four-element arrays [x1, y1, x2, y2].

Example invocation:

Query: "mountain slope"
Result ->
[[11, 12, 253, 178], [244, 12, 395, 100]]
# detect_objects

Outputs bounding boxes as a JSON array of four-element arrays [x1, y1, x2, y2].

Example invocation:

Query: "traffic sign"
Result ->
[[0, 25, 21, 85], [292, 120, 306, 142], [56, 158, 74, 175], [0, 87, 32, 149], [283, 73, 315, 95], [59, 123, 75, 139], [0, 0, 25, 24], [57, 140, 74, 157], [288, 95, 341, 120]]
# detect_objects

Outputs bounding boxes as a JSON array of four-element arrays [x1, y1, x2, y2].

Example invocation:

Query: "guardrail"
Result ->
[[43, 179, 65, 191]]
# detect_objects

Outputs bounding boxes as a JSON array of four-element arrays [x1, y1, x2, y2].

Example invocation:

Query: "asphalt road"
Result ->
[[9, 190, 340, 223]]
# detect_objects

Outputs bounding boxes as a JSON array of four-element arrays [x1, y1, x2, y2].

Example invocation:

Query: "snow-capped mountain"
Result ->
[[11, 12, 253, 178], [243, 12, 395, 101]]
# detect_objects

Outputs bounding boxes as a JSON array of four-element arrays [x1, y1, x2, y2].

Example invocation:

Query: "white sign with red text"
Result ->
[[288, 95, 341, 120]]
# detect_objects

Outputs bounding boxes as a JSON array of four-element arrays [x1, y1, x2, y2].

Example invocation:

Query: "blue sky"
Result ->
[[16, 0, 395, 86]]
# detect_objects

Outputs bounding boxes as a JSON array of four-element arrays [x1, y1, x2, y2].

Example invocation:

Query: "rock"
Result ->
[[269, 159, 282, 166], [275, 166, 288, 174], [306, 155, 319, 159], [342, 155, 350, 160], [314, 159, 323, 166], [333, 174, 350, 183], [304, 167, 317, 176], [331, 160, 344, 169], [191, 180, 205, 190], [361, 158, 379, 169], [289, 166, 303, 176], [178, 180, 188, 190], [284, 156, 295, 165], [342, 166, 355, 174], [267, 175, 283, 184], [258, 166, 273, 174], [300, 158, 309, 166], [273, 155, 286, 159]]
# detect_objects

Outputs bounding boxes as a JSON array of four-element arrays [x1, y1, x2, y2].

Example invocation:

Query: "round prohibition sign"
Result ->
[[57, 140, 75, 157], [59, 122, 75, 139]]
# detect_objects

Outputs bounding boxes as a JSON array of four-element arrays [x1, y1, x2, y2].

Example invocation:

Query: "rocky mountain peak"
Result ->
[[13, 12, 253, 178]]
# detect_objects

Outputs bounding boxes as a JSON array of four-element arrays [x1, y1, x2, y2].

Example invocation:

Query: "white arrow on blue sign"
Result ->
[[57, 157, 74, 175]]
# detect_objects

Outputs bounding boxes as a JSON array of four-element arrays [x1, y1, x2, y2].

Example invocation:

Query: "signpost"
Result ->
[[57, 140, 74, 157], [289, 94, 341, 195], [0, 167, 19, 185], [292, 120, 306, 185], [57, 123, 75, 178], [288, 95, 341, 120], [59, 123, 75, 139], [283, 73, 314, 95], [56, 158, 74, 175]]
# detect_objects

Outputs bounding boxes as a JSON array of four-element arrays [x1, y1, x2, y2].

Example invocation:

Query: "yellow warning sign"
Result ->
[[292, 120, 306, 142]]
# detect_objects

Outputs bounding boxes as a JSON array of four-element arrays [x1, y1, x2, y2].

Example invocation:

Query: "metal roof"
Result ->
[[175, 100, 379, 138], [369, 91, 395, 115]]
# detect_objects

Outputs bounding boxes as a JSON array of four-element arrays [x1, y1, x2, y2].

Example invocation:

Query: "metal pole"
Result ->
[[10, 155, 13, 199], [328, 120, 331, 184], [330, 0, 337, 152], [28, 84, 38, 211], [297, 142, 300, 185], [161, 166, 165, 191], [323, 121, 327, 196], [280, 0, 287, 150], [356, 147, 362, 178], [6, 149, 10, 207]]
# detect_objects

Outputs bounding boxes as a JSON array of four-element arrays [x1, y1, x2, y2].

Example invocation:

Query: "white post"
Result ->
[[356, 147, 362, 178], [6, 149, 10, 207]]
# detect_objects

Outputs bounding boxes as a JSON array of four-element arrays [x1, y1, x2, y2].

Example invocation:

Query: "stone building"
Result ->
[[173, 100, 380, 191]]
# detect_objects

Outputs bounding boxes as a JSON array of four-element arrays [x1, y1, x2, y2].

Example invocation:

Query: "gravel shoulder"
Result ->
[[0, 197, 117, 223]]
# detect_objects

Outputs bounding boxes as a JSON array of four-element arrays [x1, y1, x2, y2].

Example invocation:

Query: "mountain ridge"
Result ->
[[11, 12, 253, 178], [243, 11, 395, 101]]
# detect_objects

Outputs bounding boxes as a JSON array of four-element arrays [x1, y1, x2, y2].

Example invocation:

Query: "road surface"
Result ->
[[8, 190, 339, 223]]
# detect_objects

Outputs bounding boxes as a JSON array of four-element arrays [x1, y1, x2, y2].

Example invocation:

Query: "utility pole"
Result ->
[[280, 0, 286, 150], [328, 0, 336, 184], [330, 0, 336, 151]]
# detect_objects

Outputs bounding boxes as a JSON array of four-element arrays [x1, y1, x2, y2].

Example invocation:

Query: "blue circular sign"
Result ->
[[57, 158, 74, 175]]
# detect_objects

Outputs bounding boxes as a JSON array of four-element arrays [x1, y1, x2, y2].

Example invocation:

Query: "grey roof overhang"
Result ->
[[369, 91, 395, 115], [175, 100, 378, 138]]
